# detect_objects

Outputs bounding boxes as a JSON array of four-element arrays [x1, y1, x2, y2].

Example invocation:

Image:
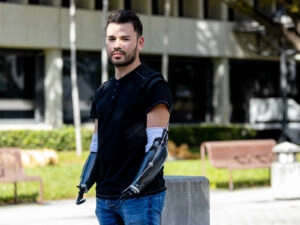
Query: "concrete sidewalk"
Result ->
[[210, 187, 300, 225], [1, 187, 300, 225], [0, 198, 98, 225]]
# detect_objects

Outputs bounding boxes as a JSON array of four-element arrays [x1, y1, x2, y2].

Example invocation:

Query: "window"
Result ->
[[0, 50, 42, 119], [61, 0, 69, 7], [179, 0, 202, 19], [95, 0, 102, 10], [152, 0, 164, 15], [169, 56, 213, 123], [28, 0, 39, 4], [62, 51, 101, 123], [229, 59, 280, 123], [124, 0, 131, 10], [204, 0, 222, 20], [140, 54, 161, 72]]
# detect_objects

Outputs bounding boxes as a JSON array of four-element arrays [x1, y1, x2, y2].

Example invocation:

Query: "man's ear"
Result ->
[[138, 36, 145, 50]]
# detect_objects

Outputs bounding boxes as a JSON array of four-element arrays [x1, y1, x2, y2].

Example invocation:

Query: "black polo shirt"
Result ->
[[90, 64, 173, 198]]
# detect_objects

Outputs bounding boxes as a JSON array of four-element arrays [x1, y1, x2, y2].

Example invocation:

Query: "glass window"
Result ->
[[180, 0, 202, 19], [204, 0, 222, 20], [229, 59, 280, 123], [140, 54, 162, 72], [0, 53, 35, 99], [169, 56, 213, 123], [0, 50, 41, 119], [61, 0, 69, 7], [28, 0, 39, 4], [62, 51, 101, 123], [152, 0, 164, 15], [95, 0, 102, 10], [124, 0, 131, 10]]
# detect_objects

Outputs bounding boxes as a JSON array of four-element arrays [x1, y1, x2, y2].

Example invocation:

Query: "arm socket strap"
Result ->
[[145, 127, 164, 152], [90, 133, 98, 153]]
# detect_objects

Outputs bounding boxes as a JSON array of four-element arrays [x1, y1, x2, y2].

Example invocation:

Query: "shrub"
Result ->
[[0, 124, 256, 151], [169, 123, 257, 147], [0, 126, 93, 151]]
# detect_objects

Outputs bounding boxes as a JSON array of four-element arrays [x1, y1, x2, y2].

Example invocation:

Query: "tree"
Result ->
[[162, 0, 170, 81], [70, 0, 82, 156], [101, 0, 109, 83], [221, 0, 300, 52], [221, 0, 300, 142]]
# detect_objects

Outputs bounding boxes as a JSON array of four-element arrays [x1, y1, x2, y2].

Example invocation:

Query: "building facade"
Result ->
[[1, 0, 299, 135]]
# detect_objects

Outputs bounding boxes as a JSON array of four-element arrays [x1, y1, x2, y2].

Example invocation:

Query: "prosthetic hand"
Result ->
[[76, 133, 98, 205], [121, 128, 168, 198]]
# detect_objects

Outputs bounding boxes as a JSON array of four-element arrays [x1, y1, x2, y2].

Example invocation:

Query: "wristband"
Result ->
[[145, 127, 164, 152], [90, 133, 98, 153]]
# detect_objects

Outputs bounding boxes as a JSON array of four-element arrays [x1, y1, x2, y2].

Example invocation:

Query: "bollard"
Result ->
[[271, 142, 300, 199], [162, 176, 210, 225]]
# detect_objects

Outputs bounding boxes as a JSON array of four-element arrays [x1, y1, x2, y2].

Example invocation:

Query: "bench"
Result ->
[[0, 148, 44, 203], [200, 139, 276, 190]]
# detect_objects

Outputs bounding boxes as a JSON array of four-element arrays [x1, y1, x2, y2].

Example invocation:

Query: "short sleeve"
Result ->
[[144, 80, 173, 114], [89, 81, 108, 119], [90, 93, 98, 119]]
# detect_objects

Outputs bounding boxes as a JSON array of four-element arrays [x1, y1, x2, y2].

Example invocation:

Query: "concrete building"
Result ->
[[1, 0, 299, 140]]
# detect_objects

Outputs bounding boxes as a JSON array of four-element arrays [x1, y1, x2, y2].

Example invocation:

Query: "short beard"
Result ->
[[113, 54, 136, 68], [109, 44, 138, 68]]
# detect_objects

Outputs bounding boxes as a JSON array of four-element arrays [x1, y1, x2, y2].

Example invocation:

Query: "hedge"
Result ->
[[0, 124, 257, 151], [0, 126, 93, 151], [169, 123, 257, 147]]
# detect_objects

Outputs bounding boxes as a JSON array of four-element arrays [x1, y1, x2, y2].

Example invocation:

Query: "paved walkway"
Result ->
[[210, 187, 300, 225], [1, 187, 300, 225]]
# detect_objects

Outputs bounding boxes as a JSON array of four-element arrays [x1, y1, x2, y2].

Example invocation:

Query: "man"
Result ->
[[76, 9, 173, 225]]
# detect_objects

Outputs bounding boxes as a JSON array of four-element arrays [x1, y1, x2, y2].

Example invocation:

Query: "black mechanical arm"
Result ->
[[121, 128, 168, 198], [76, 152, 97, 205]]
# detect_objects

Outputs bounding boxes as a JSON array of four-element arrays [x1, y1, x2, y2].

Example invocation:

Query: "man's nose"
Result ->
[[114, 39, 122, 48]]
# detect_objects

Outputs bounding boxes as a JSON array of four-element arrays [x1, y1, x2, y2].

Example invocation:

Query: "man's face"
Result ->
[[106, 22, 144, 67]]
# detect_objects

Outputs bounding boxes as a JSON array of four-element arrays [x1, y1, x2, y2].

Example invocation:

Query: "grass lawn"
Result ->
[[0, 150, 272, 204]]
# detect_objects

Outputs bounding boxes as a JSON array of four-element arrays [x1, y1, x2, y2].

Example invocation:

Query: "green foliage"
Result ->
[[0, 126, 93, 151], [169, 124, 257, 147], [164, 159, 271, 189], [0, 124, 256, 151]]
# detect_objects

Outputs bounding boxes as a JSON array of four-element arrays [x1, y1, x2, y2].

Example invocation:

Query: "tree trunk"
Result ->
[[70, 0, 82, 156]]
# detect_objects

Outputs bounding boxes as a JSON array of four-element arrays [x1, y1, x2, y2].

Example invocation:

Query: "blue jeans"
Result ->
[[95, 191, 166, 225]]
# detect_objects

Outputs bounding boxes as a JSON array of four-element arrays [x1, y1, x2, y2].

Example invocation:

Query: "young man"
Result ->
[[76, 9, 173, 225]]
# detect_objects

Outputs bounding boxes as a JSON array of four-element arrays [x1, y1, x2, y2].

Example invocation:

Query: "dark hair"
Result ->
[[106, 10, 143, 37]]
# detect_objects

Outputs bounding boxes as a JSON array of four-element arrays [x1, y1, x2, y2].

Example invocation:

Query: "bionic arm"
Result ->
[[121, 128, 168, 197], [76, 133, 98, 205]]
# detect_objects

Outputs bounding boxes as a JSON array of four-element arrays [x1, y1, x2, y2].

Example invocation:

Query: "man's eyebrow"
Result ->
[[107, 35, 131, 38]]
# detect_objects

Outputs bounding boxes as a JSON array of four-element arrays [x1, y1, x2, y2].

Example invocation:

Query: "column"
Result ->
[[213, 58, 231, 123], [44, 49, 63, 128], [220, 0, 228, 21], [198, 0, 204, 19]]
